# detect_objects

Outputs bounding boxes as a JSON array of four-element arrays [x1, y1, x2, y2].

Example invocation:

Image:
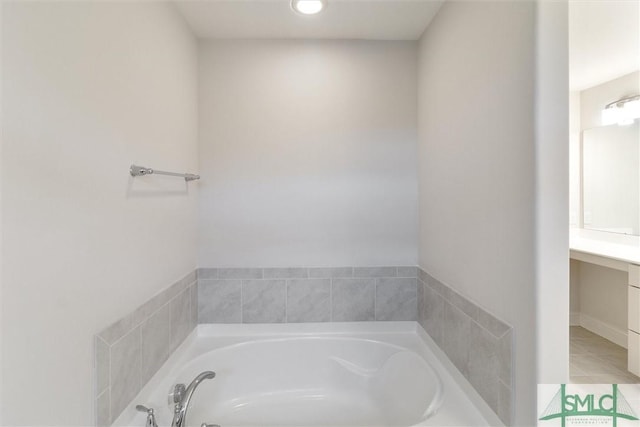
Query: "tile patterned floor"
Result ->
[[570, 326, 639, 384]]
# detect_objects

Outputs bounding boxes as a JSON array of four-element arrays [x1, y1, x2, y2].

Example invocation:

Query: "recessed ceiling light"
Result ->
[[291, 0, 327, 15]]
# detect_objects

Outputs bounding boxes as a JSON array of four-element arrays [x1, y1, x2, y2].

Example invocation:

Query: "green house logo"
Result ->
[[539, 384, 639, 427]]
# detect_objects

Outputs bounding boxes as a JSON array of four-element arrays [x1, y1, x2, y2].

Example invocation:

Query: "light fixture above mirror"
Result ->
[[602, 95, 640, 126]]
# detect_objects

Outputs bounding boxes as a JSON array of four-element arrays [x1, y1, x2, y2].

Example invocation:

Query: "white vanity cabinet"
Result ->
[[629, 264, 640, 376], [570, 229, 640, 376]]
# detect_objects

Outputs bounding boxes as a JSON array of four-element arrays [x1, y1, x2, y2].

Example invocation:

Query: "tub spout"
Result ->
[[171, 371, 216, 427]]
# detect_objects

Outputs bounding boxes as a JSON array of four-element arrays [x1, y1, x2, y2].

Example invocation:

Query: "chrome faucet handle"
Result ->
[[135, 405, 158, 427]]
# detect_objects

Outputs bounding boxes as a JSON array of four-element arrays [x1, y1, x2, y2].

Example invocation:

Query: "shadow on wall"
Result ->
[[126, 175, 193, 198]]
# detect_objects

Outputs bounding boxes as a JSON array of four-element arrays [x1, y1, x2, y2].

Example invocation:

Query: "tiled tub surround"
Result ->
[[94, 271, 198, 427], [197, 267, 419, 324], [95, 266, 512, 426], [418, 268, 513, 426]]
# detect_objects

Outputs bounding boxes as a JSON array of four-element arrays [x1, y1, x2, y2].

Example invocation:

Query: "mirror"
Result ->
[[582, 122, 640, 235]]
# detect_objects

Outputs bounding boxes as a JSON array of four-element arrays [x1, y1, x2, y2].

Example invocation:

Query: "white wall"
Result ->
[[569, 91, 581, 227], [535, 0, 570, 386], [418, 1, 551, 424], [578, 263, 628, 340], [1, 2, 198, 425], [0, 2, 4, 423], [570, 259, 581, 323], [198, 40, 418, 267]]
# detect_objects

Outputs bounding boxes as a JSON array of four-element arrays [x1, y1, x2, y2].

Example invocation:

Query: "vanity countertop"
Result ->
[[570, 228, 640, 266]]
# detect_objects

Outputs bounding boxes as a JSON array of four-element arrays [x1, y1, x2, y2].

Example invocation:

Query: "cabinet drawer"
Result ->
[[629, 331, 640, 377], [629, 286, 640, 333], [631, 264, 640, 287]]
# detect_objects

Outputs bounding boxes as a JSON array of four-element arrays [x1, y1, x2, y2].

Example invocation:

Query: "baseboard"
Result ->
[[570, 312, 581, 326], [579, 313, 628, 348]]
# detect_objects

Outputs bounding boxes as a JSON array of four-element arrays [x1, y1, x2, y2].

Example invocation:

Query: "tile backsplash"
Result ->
[[418, 267, 513, 426], [94, 271, 197, 427], [197, 266, 418, 324]]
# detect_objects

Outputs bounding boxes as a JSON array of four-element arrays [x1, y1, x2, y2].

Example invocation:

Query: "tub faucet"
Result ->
[[171, 371, 216, 427]]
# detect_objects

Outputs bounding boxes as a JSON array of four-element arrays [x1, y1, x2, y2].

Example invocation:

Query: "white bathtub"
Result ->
[[114, 322, 502, 427]]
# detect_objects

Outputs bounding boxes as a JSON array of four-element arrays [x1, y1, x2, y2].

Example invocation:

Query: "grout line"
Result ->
[[168, 293, 174, 350], [330, 278, 333, 322], [92, 337, 99, 425], [96, 334, 110, 348], [188, 283, 192, 329], [107, 341, 112, 425], [468, 315, 506, 340], [195, 281, 200, 325], [374, 278, 378, 321], [498, 378, 512, 390], [106, 386, 112, 427], [138, 325, 143, 394], [496, 327, 512, 340], [93, 335, 112, 425], [106, 319, 142, 353], [285, 279, 289, 323], [240, 280, 244, 324]]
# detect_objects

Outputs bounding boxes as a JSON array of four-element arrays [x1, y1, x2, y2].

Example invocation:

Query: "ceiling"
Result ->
[[175, 0, 638, 90], [569, 0, 640, 92], [173, 0, 444, 40]]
